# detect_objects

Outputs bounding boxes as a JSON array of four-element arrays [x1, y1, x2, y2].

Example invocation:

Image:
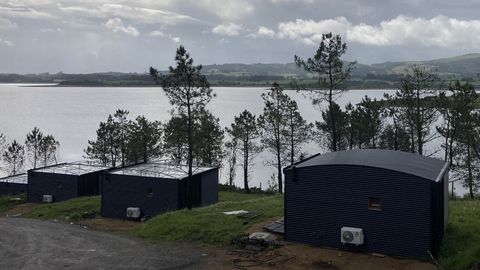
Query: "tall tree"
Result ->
[[284, 99, 313, 166], [127, 116, 162, 164], [258, 83, 289, 193], [163, 113, 188, 162], [396, 65, 439, 155], [226, 110, 261, 193], [113, 109, 130, 167], [3, 140, 24, 175], [316, 102, 348, 151], [224, 138, 238, 186], [150, 46, 214, 208], [194, 109, 224, 166], [38, 135, 59, 167], [25, 127, 43, 169], [85, 114, 120, 167], [356, 96, 383, 148], [295, 32, 355, 151]]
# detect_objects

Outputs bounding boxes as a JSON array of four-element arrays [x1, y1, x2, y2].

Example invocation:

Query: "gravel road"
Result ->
[[0, 218, 207, 270]]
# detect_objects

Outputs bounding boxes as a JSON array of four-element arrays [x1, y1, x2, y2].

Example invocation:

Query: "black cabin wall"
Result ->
[[101, 174, 180, 219], [285, 165, 433, 259], [27, 171, 78, 202], [78, 172, 102, 196], [0, 182, 27, 195], [200, 169, 219, 206]]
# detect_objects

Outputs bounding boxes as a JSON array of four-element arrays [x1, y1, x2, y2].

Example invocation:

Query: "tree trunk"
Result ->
[[277, 142, 283, 194], [467, 144, 474, 199], [416, 88, 423, 155], [187, 101, 193, 209], [328, 68, 337, 152], [244, 138, 249, 193]]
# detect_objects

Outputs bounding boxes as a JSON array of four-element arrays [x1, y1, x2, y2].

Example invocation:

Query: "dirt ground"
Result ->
[[203, 218, 437, 270], [0, 206, 439, 270], [0, 217, 208, 270]]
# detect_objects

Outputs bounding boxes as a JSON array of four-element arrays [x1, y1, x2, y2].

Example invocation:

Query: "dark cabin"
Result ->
[[0, 174, 28, 195], [27, 162, 109, 203], [101, 161, 219, 219], [284, 149, 449, 259]]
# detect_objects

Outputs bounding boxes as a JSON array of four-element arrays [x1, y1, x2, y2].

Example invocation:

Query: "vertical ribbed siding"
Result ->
[[0, 182, 27, 195], [200, 168, 219, 206], [101, 174, 180, 219], [77, 172, 102, 196], [285, 165, 433, 259], [27, 171, 79, 203]]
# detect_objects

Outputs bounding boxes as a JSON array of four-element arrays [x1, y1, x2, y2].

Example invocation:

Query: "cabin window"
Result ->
[[145, 188, 154, 197], [368, 197, 382, 211]]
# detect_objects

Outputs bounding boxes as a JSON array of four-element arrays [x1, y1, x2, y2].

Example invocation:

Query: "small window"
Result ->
[[368, 197, 382, 211], [145, 188, 153, 197]]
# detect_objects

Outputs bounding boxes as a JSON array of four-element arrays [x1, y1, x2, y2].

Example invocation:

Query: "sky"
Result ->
[[1, 0, 480, 73]]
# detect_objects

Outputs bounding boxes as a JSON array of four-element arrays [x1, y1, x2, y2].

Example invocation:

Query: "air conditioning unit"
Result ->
[[341, 227, 364, 245], [126, 207, 141, 219], [43, 195, 53, 203]]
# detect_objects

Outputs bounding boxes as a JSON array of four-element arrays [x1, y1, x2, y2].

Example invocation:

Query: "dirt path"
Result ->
[[0, 217, 207, 270]]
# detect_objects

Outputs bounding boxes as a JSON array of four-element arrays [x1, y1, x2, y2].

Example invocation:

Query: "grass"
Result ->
[[438, 199, 480, 270], [0, 193, 26, 213], [23, 196, 101, 222], [134, 191, 284, 245], [2, 191, 479, 268]]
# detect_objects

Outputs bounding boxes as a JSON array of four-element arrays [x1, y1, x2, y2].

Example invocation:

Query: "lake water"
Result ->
[[0, 84, 466, 195]]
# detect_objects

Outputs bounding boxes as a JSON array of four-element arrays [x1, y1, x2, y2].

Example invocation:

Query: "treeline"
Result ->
[[0, 127, 60, 176], [83, 34, 479, 199]]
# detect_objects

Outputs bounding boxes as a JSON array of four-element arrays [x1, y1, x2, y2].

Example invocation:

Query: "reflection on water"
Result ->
[[0, 84, 467, 195]]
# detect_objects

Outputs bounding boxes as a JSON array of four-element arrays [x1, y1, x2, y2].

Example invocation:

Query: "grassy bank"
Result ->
[[1, 192, 479, 269], [23, 196, 100, 222], [0, 194, 25, 213], [134, 192, 284, 245], [438, 200, 480, 270]]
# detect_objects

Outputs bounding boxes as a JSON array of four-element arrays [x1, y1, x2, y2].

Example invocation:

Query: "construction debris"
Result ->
[[264, 217, 285, 234]]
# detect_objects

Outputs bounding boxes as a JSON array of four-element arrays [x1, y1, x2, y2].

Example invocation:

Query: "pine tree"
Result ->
[[295, 32, 355, 152], [3, 140, 24, 175], [284, 99, 313, 166], [25, 127, 43, 169], [258, 83, 289, 193], [38, 135, 59, 167], [151, 46, 214, 209], [127, 116, 162, 164], [226, 110, 261, 193]]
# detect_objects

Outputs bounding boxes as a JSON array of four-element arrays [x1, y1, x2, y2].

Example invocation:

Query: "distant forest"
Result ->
[[2, 53, 480, 88]]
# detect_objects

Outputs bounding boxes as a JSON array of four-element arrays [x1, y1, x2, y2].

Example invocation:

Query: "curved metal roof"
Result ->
[[292, 149, 448, 181]]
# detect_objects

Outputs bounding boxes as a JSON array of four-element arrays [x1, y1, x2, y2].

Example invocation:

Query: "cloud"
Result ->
[[193, 0, 254, 20], [212, 22, 243, 36], [0, 18, 18, 30], [257, 15, 480, 49], [247, 26, 276, 38], [147, 30, 181, 43], [105, 18, 139, 36], [0, 3, 55, 19], [58, 3, 198, 25], [0, 38, 15, 47]]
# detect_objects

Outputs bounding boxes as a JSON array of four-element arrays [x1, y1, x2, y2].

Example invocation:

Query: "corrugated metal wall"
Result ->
[[285, 165, 434, 259], [200, 168, 219, 206], [78, 172, 102, 197], [101, 174, 180, 219], [27, 171, 78, 203], [0, 182, 27, 195]]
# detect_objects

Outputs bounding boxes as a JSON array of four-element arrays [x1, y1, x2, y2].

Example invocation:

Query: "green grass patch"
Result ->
[[134, 191, 283, 245], [0, 193, 26, 213], [439, 199, 480, 270], [23, 196, 100, 222]]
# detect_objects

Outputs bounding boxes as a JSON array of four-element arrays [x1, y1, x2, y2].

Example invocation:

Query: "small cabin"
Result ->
[[101, 161, 219, 219], [27, 162, 109, 203], [284, 149, 449, 259], [0, 174, 28, 195]]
